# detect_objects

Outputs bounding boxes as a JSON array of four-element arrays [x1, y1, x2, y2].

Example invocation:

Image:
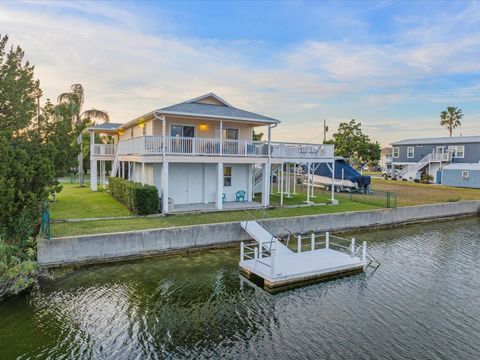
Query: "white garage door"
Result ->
[[169, 163, 204, 205]]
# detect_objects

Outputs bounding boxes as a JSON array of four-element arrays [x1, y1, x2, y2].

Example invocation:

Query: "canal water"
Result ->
[[1, 218, 480, 359]]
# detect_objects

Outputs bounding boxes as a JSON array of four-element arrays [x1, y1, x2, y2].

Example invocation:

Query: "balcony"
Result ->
[[92, 144, 117, 157], [113, 136, 333, 160]]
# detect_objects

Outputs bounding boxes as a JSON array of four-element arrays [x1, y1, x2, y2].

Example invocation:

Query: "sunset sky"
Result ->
[[2, 0, 480, 145]]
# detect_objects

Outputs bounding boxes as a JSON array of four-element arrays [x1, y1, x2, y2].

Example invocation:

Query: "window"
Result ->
[[407, 146, 414, 158], [170, 125, 195, 138], [224, 166, 232, 187], [448, 145, 465, 158], [224, 128, 239, 140], [393, 147, 399, 158], [417, 144, 422, 147], [462, 171, 469, 181]]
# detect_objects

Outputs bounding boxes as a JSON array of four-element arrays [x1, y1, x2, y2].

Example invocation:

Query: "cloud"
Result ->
[[1, 1, 480, 146]]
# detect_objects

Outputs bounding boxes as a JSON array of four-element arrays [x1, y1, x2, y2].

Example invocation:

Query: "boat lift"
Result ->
[[239, 219, 380, 292]]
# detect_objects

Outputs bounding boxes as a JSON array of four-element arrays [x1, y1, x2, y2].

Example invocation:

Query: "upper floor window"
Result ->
[[448, 145, 465, 158], [393, 147, 399, 158], [171, 125, 195, 138], [462, 171, 469, 181], [407, 146, 414, 158]]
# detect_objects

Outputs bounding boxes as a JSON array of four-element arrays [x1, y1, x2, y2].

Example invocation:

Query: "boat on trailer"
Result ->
[[239, 220, 379, 293]]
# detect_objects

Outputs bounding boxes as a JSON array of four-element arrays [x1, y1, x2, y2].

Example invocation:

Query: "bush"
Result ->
[[109, 177, 159, 215]]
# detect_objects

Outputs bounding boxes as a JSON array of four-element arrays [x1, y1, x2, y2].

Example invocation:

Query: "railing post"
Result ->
[[311, 233, 315, 251], [254, 247, 258, 266], [270, 249, 275, 278], [297, 235, 301, 253], [259, 242, 263, 259], [240, 242, 244, 262], [350, 237, 356, 256], [362, 241, 367, 262], [325, 231, 330, 249]]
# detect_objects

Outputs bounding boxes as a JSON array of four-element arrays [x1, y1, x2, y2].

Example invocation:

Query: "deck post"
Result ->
[[280, 162, 284, 207], [141, 161, 145, 185], [259, 242, 263, 259], [297, 235, 302, 253], [362, 241, 367, 262], [293, 163, 297, 195], [311, 233, 315, 251], [240, 242, 244, 262], [262, 163, 270, 207], [270, 249, 275, 278], [307, 162, 311, 204], [351, 237, 356, 256], [217, 162, 224, 210], [90, 159, 97, 191], [325, 232, 330, 249], [331, 159, 335, 203], [161, 161, 169, 214]]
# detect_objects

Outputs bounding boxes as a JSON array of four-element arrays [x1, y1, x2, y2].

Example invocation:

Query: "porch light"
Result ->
[[199, 123, 208, 131]]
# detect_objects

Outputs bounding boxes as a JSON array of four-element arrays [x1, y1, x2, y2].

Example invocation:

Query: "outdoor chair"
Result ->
[[236, 190, 246, 203], [222, 193, 226, 204]]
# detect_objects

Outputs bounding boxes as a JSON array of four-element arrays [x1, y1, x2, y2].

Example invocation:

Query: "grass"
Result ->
[[50, 183, 130, 219], [370, 178, 480, 206], [51, 202, 377, 237]]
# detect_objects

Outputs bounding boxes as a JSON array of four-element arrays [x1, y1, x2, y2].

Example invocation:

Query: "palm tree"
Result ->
[[440, 106, 463, 137], [58, 84, 109, 186]]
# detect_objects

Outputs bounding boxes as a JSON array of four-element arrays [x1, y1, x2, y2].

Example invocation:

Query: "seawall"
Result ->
[[38, 201, 480, 267]]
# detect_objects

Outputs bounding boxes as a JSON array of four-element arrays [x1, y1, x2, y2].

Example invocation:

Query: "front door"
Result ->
[[435, 146, 446, 154]]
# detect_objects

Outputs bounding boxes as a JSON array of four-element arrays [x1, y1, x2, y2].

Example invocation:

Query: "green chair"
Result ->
[[236, 190, 246, 203]]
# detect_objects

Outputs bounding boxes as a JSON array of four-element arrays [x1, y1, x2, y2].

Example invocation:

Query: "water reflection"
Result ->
[[0, 218, 479, 359]]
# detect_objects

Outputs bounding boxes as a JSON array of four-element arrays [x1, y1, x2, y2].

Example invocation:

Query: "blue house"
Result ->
[[442, 163, 480, 189], [389, 136, 480, 183]]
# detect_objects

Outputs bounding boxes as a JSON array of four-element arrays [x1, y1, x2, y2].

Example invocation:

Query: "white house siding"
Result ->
[[223, 164, 249, 202]]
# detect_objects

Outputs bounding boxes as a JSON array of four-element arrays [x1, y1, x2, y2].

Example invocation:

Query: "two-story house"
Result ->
[[88, 93, 335, 213], [389, 136, 480, 183]]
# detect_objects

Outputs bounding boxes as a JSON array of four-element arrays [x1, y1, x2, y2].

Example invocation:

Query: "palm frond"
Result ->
[[81, 108, 110, 123]]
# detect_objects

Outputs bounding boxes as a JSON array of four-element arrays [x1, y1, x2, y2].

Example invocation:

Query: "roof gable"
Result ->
[[184, 93, 233, 107]]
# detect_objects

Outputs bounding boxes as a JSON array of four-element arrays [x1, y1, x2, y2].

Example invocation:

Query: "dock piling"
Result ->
[[311, 233, 315, 251], [362, 241, 367, 262], [297, 235, 302, 253], [240, 242, 244, 262], [350, 238, 356, 256], [325, 232, 330, 249]]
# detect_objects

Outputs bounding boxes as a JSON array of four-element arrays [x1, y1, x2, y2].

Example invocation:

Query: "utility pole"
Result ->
[[323, 119, 328, 143]]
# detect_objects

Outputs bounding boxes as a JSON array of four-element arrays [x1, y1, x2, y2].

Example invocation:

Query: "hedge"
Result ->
[[108, 177, 160, 215]]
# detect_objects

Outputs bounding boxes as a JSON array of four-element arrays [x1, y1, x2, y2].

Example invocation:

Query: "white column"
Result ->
[[128, 162, 131, 181], [331, 160, 335, 203], [262, 162, 270, 207], [162, 115, 166, 157], [161, 161, 169, 214], [293, 163, 297, 194], [247, 164, 253, 202], [306, 162, 311, 204], [280, 162, 284, 207], [90, 159, 97, 191], [216, 162, 224, 210], [141, 162, 145, 184], [219, 120, 223, 156], [122, 161, 125, 179], [203, 164, 208, 204]]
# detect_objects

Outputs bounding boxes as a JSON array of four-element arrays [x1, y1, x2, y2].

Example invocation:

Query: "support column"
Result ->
[[331, 159, 336, 203], [280, 162, 284, 207], [90, 159, 97, 191], [306, 162, 311, 204], [293, 163, 297, 194], [141, 162, 145, 184], [247, 164, 253, 202], [161, 161, 169, 214], [128, 162, 131, 181], [262, 162, 270, 207], [217, 162, 224, 210]]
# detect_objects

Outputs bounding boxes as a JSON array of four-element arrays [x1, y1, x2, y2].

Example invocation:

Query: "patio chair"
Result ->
[[222, 193, 226, 204], [236, 190, 246, 203]]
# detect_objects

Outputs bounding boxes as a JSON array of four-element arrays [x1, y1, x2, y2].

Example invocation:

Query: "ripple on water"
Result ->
[[1, 218, 480, 359]]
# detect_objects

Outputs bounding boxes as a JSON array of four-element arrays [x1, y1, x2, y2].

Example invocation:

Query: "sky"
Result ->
[[2, 0, 480, 146]]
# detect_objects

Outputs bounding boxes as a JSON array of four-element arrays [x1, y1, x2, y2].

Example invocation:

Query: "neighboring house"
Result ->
[[88, 93, 334, 213], [380, 147, 392, 172], [441, 163, 480, 189], [390, 136, 480, 183]]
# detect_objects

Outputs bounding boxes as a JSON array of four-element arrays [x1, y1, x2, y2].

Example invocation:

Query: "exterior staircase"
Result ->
[[398, 151, 452, 180]]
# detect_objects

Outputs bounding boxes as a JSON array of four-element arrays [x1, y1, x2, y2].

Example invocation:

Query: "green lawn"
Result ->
[[51, 201, 378, 237], [50, 183, 130, 219]]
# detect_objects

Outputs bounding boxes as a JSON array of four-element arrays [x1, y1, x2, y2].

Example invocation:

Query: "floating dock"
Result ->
[[239, 220, 372, 292]]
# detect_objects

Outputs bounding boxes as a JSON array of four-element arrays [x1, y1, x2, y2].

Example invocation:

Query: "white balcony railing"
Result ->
[[92, 144, 117, 156], [114, 136, 333, 159]]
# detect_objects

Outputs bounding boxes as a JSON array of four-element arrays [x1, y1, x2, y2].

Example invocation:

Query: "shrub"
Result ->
[[108, 177, 159, 215]]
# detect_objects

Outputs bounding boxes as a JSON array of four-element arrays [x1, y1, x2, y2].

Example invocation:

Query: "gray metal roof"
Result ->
[[443, 163, 480, 170], [159, 99, 280, 123], [88, 123, 123, 131], [391, 136, 480, 146]]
